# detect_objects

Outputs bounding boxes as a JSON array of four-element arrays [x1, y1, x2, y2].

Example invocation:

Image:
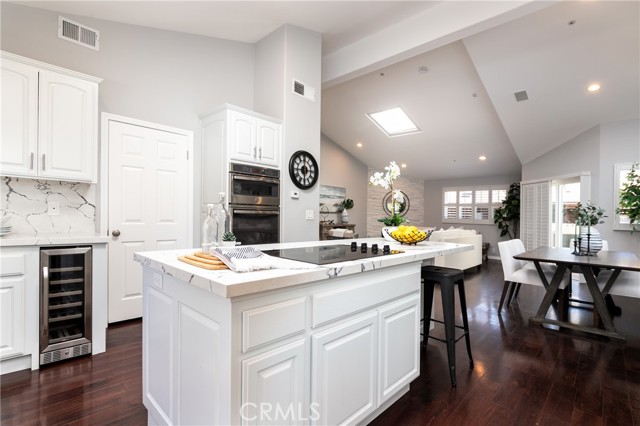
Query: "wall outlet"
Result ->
[[48, 201, 60, 216], [305, 210, 314, 220]]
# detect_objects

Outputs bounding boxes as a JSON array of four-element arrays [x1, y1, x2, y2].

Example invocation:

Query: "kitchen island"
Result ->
[[134, 238, 471, 426]]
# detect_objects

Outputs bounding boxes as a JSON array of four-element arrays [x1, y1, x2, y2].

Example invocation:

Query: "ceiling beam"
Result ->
[[321, 0, 557, 87]]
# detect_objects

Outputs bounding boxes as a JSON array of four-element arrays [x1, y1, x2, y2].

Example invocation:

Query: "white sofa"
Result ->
[[429, 228, 483, 271]]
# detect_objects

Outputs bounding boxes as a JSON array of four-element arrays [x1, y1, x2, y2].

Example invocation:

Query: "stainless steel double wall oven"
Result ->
[[228, 163, 280, 245]]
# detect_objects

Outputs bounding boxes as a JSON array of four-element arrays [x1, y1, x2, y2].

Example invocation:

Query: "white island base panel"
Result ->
[[137, 238, 471, 425]]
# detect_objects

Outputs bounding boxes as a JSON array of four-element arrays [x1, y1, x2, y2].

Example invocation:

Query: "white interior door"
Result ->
[[107, 117, 191, 323]]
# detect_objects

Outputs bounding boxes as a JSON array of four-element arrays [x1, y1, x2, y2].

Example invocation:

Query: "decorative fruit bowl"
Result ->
[[382, 226, 433, 245]]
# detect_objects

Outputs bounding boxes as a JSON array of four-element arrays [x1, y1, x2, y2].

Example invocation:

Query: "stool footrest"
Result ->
[[426, 333, 469, 345]]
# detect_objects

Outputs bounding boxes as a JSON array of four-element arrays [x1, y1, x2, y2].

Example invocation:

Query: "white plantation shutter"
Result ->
[[521, 181, 550, 250], [475, 206, 490, 220], [492, 189, 507, 203], [442, 185, 508, 224]]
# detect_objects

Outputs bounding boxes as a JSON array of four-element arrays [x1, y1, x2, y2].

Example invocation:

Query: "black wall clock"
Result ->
[[289, 150, 319, 190]]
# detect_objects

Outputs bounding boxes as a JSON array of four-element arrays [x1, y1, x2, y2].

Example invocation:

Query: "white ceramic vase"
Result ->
[[579, 227, 603, 254], [341, 209, 349, 224]]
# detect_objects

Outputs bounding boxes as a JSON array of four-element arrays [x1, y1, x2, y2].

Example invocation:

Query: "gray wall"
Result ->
[[1, 3, 256, 243], [280, 26, 323, 242], [522, 126, 600, 189], [319, 134, 368, 237], [523, 119, 640, 254], [423, 173, 522, 257]]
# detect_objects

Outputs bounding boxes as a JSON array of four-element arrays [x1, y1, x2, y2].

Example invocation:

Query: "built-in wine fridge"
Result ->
[[40, 246, 92, 365]]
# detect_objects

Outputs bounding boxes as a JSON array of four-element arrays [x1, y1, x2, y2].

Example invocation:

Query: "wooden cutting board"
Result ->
[[178, 252, 229, 270]]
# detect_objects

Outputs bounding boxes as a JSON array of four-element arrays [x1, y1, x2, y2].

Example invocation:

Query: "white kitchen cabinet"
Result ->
[[241, 339, 307, 426], [377, 294, 421, 405], [0, 52, 101, 183], [227, 110, 281, 168], [0, 247, 39, 374], [202, 105, 281, 181], [228, 110, 257, 164], [311, 312, 378, 426], [141, 256, 423, 425], [0, 59, 38, 176], [254, 118, 280, 166]]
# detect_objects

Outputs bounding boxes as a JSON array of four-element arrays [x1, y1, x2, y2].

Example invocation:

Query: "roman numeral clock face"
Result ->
[[288, 150, 319, 190]]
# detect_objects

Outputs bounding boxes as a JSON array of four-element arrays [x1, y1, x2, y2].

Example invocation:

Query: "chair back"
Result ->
[[498, 239, 528, 281]]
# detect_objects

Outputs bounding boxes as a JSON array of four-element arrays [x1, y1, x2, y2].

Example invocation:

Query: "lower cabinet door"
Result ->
[[241, 339, 307, 426], [378, 293, 421, 404], [311, 312, 378, 426], [0, 275, 26, 360]]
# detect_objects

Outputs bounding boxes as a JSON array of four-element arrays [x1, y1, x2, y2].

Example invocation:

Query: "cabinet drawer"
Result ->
[[312, 264, 420, 328], [242, 297, 306, 353], [0, 254, 25, 277]]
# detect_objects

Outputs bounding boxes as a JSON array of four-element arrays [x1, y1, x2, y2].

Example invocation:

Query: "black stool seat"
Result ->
[[421, 265, 474, 387]]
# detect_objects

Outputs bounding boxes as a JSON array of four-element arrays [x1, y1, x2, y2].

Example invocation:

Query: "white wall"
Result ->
[[423, 173, 521, 257], [523, 119, 640, 254], [319, 134, 368, 237], [1, 2, 255, 243]]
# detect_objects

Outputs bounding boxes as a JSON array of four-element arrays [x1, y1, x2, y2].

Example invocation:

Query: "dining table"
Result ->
[[513, 247, 640, 340]]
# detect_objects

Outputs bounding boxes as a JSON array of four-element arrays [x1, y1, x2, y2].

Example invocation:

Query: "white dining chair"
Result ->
[[497, 239, 565, 313], [569, 240, 640, 300]]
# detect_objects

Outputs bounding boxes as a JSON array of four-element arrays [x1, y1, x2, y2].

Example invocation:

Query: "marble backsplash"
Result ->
[[1, 177, 96, 235]]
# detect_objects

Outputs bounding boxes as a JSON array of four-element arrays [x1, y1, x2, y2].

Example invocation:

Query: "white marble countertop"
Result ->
[[134, 238, 472, 298], [0, 233, 109, 247]]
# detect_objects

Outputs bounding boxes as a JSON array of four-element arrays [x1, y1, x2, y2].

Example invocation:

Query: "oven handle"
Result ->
[[232, 174, 280, 185], [232, 209, 280, 215]]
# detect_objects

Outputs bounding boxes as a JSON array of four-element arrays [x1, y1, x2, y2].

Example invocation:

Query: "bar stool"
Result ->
[[421, 265, 474, 387]]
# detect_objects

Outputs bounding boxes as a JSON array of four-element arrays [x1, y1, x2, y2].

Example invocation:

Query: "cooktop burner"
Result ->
[[263, 243, 401, 265]]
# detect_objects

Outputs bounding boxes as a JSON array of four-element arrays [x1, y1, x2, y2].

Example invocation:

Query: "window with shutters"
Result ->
[[442, 185, 509, 224]]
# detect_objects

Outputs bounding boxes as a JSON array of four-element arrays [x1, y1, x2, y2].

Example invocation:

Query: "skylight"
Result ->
[[366, 107, 419, 137]]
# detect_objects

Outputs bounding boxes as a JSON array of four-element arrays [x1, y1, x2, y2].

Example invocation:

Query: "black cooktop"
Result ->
[[263, 243, 401, 265]]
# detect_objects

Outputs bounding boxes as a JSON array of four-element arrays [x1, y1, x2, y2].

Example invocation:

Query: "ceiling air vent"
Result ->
[[58, 16, 100, 51], [514, 90, 529, 102], [293, 79, 316, 102]]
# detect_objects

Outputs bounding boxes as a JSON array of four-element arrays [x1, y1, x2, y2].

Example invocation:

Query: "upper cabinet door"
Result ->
[[228, 111, 257, 164], [38, 70, 98, 182], [0, 60, 38, 177], [256, 119, 280, 167]]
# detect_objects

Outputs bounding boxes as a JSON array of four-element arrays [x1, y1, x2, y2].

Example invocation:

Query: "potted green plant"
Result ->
[[341, 198, 354, 224], [221, 231, 236, 247], [616, 163, 640, 232], [493, 182, 520, 239], [571, 201, 606, 254]]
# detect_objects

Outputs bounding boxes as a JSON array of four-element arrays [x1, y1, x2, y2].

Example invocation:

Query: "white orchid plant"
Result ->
[[369, 161, 407, 226]]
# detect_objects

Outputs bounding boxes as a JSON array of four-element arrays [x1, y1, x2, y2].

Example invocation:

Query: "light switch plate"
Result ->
[[291, 190, 300, 199], [305, 210, 314, 220]]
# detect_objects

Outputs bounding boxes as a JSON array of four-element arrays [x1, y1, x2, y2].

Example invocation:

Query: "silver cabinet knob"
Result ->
[[112, 229, 121, 237]]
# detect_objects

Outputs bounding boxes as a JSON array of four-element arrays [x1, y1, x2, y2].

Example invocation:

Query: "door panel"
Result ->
[[108, 119, 189, 322]]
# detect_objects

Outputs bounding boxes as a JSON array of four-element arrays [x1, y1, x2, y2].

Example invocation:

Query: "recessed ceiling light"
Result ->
[[366, 107, 420, 137], [587, 83, 601, 92], [479, 155, 487, 161], [356, 142, 363, 148], [401, 163, 407, 168]]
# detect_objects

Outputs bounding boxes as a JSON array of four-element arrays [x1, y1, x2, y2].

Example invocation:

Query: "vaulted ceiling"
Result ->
[[17, 0, 640, 181]]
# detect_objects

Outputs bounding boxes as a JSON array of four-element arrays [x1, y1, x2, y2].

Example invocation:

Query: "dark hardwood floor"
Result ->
[[2, 259, 639, 425]]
